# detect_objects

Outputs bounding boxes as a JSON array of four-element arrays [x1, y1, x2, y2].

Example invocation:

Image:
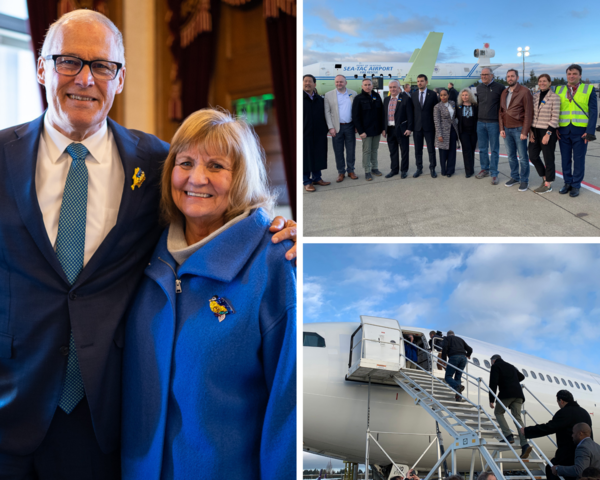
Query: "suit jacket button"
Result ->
[[60, 346, 69, 356], [69, 293, 77, 300]]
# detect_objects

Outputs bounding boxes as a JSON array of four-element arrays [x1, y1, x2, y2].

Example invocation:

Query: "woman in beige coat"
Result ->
[[434, 89, 461, 177], [528, 74, 560, 194]]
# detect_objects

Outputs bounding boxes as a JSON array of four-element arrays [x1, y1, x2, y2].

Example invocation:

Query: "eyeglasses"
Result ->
[[480, 73, 492, 76], [44, 55, 123, 80]]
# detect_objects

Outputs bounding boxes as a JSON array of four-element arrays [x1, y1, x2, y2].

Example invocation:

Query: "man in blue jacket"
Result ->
[[0, 10, 296, 479]]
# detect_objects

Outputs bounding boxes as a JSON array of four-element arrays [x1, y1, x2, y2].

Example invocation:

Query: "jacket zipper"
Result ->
[[158, 257, 182, 293]]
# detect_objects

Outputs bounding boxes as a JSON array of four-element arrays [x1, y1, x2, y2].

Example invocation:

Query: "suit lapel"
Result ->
[[74, 118, 150, 288], [4, 114, 70, 283]]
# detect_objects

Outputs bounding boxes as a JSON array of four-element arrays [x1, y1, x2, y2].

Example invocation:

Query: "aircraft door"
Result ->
[[360, 316, 403, 369]]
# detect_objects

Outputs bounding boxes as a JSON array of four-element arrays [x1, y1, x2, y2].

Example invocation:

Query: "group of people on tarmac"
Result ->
[[303, 64, 597, 197], [401, 330, 600, 479]]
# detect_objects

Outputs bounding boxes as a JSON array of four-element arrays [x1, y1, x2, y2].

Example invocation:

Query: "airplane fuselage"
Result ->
[[304, 62, 502, 96], [303, 322, 600, 471]]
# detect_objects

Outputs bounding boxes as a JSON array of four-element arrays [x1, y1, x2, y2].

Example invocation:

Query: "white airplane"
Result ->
[[303, 34, 502, 95], [303, 319, 599, 477]]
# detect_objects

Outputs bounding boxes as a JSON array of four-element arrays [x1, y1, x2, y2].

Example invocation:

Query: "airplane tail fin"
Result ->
[[404, 32, 443, 85], [408, 48, 420, 62]]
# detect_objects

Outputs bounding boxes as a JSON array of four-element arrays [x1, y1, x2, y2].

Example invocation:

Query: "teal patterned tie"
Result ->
[[56, 143, 89, 414]]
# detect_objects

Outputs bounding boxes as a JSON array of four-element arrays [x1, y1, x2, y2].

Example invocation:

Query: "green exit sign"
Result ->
[[232, 94, 274, 126]]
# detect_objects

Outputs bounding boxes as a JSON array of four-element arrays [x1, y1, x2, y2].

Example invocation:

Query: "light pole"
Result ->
[[517, 46, 530, 85]]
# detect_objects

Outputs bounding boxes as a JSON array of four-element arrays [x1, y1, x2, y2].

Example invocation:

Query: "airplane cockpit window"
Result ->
[[484, 359, 491, 368], [561, 378, 567, 386], [575, 381, 580, 389], [554, 376, 560, 384], [568, 380, 574, 387], [588, 384, 593, 391], [303, 332, 326, 348], [522, 369, 529, 378], [539, 373, 545, 381], [581, 383, 586, 390], [548, 376, 553, 383], [531, 371, 537, 379], [473, 358, 480, 366]]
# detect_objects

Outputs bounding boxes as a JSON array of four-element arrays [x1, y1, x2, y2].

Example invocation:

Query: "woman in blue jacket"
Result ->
[[121, 109, 296, 480]]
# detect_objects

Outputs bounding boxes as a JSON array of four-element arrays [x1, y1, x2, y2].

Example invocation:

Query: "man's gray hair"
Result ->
[[41, 9, 125, 65], [477, 473, 497, 480], [389, 80, 400, 87], [481, 67, 493, 76], [457, 88, 477, 106], [447, 330, 455, 336]]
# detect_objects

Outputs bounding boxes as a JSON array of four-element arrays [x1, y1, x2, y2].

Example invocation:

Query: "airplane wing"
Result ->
[[404, 32, 443, 85]]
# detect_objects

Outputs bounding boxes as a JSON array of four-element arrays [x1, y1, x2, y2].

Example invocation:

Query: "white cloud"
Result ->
[[309, 8, 451, 40], [303, 276, 327, 318], [412, 253, 464, 287], [443, 244, 600, 353], [372, 244, 414, 259], [395, 298, 439, 325]]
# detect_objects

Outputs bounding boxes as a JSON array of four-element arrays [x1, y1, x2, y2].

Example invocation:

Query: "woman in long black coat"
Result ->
[[456, 88, 479, 178], [303, 75, 329, 192]]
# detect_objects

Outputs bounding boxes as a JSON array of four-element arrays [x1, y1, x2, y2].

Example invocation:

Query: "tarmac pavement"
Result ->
[[303, 134, 600, 237]]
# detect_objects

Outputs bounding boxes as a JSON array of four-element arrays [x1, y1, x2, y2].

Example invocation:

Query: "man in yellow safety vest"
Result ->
[[555, 64, 597, 197]]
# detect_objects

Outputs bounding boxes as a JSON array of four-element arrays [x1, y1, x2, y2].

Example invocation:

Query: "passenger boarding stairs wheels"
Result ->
[[346, 316, 563, 480]]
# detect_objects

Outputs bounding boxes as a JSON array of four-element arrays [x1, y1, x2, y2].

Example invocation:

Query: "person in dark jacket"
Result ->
[[488, 355, 532, 458], [448, 82, 459, 104], [382, 80, 414, 178], [456, 88, 478, 178], [441, 331, 473, 400], [475, 68, 505, 185], [303, 75, 331, 192], [404, 334, 419, 369], [429, 330, 443, 352], [352, 78, 384, 181], [411, 74, 440, 178], [520, 390, 593, 480]]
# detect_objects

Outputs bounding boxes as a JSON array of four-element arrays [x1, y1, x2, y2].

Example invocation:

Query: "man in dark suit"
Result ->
[[488, 355, 532, 459], [411, 74, 439, 177], [382, 80, 414, 178], [0, 10, 295, 480], [520, 390, 593, 480]]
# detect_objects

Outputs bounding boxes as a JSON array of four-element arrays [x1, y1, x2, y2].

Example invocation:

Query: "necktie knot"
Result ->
[[66, 143, 90, 162]]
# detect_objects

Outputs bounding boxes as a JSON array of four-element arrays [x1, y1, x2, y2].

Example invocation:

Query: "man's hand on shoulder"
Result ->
[[269, 216, 297, 261]]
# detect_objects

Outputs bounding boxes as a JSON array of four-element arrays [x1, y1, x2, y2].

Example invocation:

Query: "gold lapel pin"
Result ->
[[131, 167, 146, 190]]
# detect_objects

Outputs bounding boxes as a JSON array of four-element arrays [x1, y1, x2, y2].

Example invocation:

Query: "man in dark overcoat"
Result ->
[[303, 74, 330, 192], [520, 390, 593, 480], [488, 355, 531, 458]]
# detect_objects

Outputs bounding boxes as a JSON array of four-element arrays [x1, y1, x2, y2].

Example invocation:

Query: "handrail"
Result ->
[[521, 384, 555, 417], [398, 352, 538, 480], [396, 339, 563, 479]]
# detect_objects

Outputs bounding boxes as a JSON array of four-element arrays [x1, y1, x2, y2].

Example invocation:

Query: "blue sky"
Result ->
[[304, 243, 600, 374], [303, 0, 600, 80]]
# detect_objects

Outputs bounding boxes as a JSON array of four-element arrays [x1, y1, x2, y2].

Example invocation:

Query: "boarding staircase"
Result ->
[[346, 316, 561, 480]]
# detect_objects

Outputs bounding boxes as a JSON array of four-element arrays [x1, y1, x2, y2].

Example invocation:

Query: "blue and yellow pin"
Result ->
[[131, 167, 146, 190], [209, 295, 235, 322]]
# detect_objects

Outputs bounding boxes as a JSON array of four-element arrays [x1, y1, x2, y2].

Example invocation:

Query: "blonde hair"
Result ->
[[457, 88, 477, 106], [161, 108, 275, 225], [41, 10, 125, 65]]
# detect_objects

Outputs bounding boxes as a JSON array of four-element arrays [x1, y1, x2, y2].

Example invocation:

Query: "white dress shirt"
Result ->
[[35, 116, 125, 266], [337, 89, 353, 123]]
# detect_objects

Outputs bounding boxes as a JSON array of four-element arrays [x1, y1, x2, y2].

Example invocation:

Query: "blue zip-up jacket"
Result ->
[[121, 208, 296, 480]]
